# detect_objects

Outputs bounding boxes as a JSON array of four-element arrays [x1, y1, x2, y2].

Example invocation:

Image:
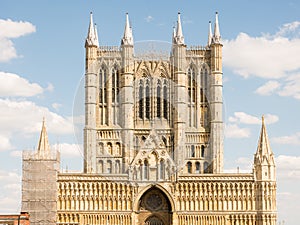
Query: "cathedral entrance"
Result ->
[[137, 187, 172, 225]]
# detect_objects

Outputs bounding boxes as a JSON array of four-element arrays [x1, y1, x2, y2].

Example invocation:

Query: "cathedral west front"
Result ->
[[21, 12, 277, 225]]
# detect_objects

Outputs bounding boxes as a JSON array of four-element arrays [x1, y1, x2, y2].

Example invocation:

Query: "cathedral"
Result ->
[[21, 12, 277, 225]]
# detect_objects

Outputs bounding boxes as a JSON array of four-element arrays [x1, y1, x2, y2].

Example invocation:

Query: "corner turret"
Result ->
[[254, 116, 276, 181]]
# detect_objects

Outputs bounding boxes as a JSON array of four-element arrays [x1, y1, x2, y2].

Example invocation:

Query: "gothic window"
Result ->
[[144, 160, 149, 180], [112, 66, 119, 103], [99, 66, 107, 104], [98, 160, 103, 173], [145, 85, 150, 119], [163, 85, 168, 119], [107, 142, 112, 155], [159, 160, 164, 180], [139, 82, 144, 118], [157, 85, 161, 118], [116, 142, 121, 156], [188, 67, 196, 103], [187, 162, 192, 173], [201, 145, 205, 157], [195, 162, 200, 173], [204, 161, 209, 174], [98, 142, 104, 156], [191, 145, 195, 157], [107, 160, 112, 173], [115, 160, 121, 174]]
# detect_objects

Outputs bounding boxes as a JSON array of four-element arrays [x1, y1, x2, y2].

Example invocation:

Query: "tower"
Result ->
[[209, 12, 223, 173], [254, 116, 277, 225], [22, 119, 59, 225], [84, 12, 99, 173], [172, 12, 187, 169]]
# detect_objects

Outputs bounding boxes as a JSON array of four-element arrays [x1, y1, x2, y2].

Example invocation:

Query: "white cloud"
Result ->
[[273, 132, 300, 145], [278, 73, 300, 99], [0, 135, 13, 151], [145, 16, 154, 23], [0, 170, 21, 213], [52, 103, 62, 110], [225, 124, 250, 138], [228, 112, 278, 125], [255, 80, 281, 96], [0, 99, 74, 152], [276, 155, 300, 179], [52, 143, 83, 158], [223, 32, 300, 79], [0, 72, 43, 97], [0, 19, 35, 62]]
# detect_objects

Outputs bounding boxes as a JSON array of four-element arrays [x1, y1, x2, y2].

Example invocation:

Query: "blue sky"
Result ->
[[0, 1, 299, 224]]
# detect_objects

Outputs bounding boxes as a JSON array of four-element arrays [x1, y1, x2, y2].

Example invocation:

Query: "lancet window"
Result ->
[[99, 66, 107, 104], [112, 66, 119, 103], [187, 67, 196, 103]]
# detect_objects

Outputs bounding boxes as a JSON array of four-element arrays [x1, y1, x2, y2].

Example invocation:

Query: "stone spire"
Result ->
[[254, 116, 276, 180], [122, 13, 133, 45], [86, 12, 99, 47], [213, 12, 221, 44], [174, 12, 184, 45], [37, 118, 50, 157], [172, 26, 176, 43], [207, 21, 213, 46]]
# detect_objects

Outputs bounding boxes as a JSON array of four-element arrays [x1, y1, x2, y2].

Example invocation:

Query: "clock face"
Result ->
[[145, 193, 163, 210]]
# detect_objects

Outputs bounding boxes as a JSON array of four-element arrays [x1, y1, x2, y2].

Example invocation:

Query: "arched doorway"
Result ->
[[137, 187, 172, 225]]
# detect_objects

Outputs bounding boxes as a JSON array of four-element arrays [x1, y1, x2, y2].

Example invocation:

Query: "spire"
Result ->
[[86, 12, 99, 47], [37, 118, 50, 157], [207, 21, 213, 46], [122, 13, 133, 45], [174, 12, 184, 45], [213, 12, 221, 44], [172, 26, 176, 43], [255, 116, 275, 165]]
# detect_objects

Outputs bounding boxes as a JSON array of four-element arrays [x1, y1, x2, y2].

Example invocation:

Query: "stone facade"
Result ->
[[22, 12, 277, 225]]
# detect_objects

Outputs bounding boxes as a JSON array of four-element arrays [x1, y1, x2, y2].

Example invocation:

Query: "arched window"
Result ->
[[195, 162, 200, 173], [99, 66, 107, 104], [98, 142, 104, 156], [159, 160, 165, 180], [187, 67, 196, 103], [204, 162, 209, 174], [139, 82, 143, 118], [157, 85, 161, 118], [98, 160, 103, 173], [201, 145, 205, 158], [144, 161, 149, 180], [191, 145, 195, 157], [187, 162, 192, 173], [116, 142, 121, 156], [112, 66, 119, 103], [163, 85, 168, 119], [107, 160, 112, 173], [145, 85, 150, 119], [115, 160, 121, 174], [107, 142, 112, 155]]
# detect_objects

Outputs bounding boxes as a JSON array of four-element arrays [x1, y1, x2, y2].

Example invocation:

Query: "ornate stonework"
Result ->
[[21, 12, 277, 225]]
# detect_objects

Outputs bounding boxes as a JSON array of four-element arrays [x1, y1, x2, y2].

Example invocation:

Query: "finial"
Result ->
[[207, 21, 213, 46], [86, 12, 99, 47], [122, 13, 133, 45], [174, 12, 184, 45], [213, 11, 221, 44]]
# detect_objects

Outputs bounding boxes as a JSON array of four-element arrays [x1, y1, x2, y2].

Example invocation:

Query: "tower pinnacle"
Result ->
[[122, 13, 133, 45], [174, 12, 185, 45], [86, 12, 99, 47], [207, 21, 213, 46], [37, 118, 50, 157], [213, 12, 221, 44]]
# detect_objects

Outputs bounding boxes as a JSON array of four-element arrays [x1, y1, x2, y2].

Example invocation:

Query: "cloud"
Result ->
[[228, 112, 279, 125], [278, 73, 300, 99], [272, 132, 300, 145], [52, 143, 83, 158], [145, 16, 154, 23], [223, 31, 300, 79], [276, 155, 300, 179], [52, 103, 62, 111], [0, 72, 43, 97], [0, 98, 74, 152], [255, 80, 281, 96], [0, 19, 36, 62], [225, 124, 250, 138], [0, 170, 21, 213]]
